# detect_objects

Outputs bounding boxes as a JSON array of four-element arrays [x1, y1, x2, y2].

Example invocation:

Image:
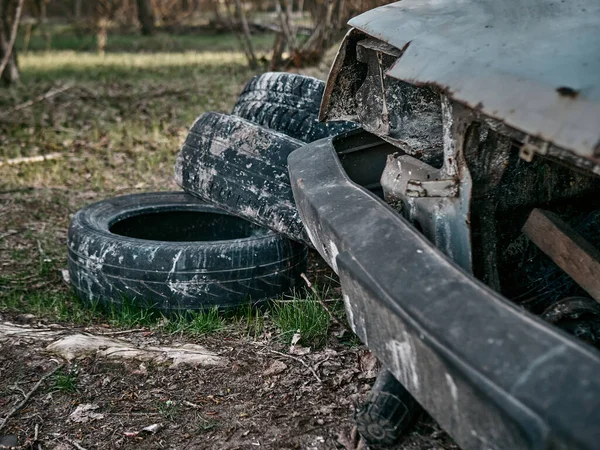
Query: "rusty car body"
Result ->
[[287, 1, 600, 448]]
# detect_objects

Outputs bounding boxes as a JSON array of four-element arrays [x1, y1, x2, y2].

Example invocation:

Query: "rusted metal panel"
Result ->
[[348, 0, 600, 164], [379, 97, 473, 272]]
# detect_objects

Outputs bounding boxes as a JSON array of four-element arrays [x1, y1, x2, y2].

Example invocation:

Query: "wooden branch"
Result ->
[[269, 31, 285, 70], [269, 349, 322, 383], [0, 84, 73, 119], [0, 153, 63, 167], [223, 0, 257, 69], [275, 0, 296, 52], [522, 208, 600, 302], [0, 363, 64, 433], [233, 0, 258, 69], [0, 0, 25, 78]]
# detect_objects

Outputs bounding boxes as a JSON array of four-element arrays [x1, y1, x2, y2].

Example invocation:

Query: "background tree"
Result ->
[[0, 0, 24, 85], [136, 0, 156, 35]]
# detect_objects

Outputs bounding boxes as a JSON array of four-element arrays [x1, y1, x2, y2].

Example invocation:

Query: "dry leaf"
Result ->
[[70, 404, 104, 423], [289, 345, 311, 356], [263, 360, 287, 376]]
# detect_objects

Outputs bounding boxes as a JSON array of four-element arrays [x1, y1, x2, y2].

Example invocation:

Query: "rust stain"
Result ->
[[556, 86, 580, 98], [594, 139, 600, 158]]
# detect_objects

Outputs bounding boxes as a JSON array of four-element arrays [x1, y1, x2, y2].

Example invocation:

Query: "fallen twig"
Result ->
[[50, 434, 88, 450], [0, 152, 63, 168], [99, 328, 146, 336], [269, 349, 322, 383], [182, 400, 202, 409], [300, 273, 353, 335], [0, 84, 73, 119], [0, 229, 24, 240], [0, 362, 64, 433], [63, 437, 88, 450]]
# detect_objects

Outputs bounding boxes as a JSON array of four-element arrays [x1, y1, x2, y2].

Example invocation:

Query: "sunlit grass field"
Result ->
[[1, 38, 262, 188]]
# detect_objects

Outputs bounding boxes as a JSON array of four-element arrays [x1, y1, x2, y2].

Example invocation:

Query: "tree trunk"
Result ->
[[269, 32, 284, 71], [225, 0, 259, 70], [96, 17, 108, 55], [136, 0, 155, 35], [74, 0, 82, 20], [0, 0, 22, 86], [209, 0, 225, 28]]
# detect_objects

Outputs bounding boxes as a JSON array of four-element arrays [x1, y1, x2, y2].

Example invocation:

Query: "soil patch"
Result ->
[[0, 313, 456, 449]]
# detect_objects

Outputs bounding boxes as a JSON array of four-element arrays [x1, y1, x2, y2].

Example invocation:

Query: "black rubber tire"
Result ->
[[232, 72, 356, 142], [176, 112, 311, 245], [355, 369, 423, 447], [67, 192, 308, 313]]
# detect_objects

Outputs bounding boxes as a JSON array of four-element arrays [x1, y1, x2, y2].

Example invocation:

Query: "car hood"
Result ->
[[348, 0, 600, 165]]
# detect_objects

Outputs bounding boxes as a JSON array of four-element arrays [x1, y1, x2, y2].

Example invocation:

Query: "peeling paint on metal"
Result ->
[[388, 332, 420, 394], [342, 293, 357, 333]]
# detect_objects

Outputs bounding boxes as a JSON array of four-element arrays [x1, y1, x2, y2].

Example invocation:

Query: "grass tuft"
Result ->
[[271, 289, 330, 349], [228, 303, 266, 339], [156, 400, 180, 421], [196, 417, 219, 433], [0, 289, 101, 325], [50, 366, 79, 393], [165, 307, 225, 335], [104, 299, 161, 328]]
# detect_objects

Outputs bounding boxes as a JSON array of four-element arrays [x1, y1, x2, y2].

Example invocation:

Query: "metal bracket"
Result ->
[[519, 136, 549, 162]]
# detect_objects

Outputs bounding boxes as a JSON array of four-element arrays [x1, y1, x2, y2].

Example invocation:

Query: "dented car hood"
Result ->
[[348, 0, 600, 164]]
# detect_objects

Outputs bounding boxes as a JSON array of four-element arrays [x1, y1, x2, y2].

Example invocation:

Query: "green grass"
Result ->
[[271, 289, 331, 349], [165, 307, 225, 335], [50, 367, 79, 393], [104, 299, 161, 328], [0, 49, 257, 190], [156, 399, 181, 421], [226, 303, 266, 339], [0, 283, 349, 347], [18, 50, 252, 83], [16, 25, 277, 54], [0, 290, 101, 324], [196, 418, 219, 433]]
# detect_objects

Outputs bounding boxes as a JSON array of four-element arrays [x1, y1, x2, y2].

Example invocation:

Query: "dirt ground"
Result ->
[[0, 309, 456, 450]]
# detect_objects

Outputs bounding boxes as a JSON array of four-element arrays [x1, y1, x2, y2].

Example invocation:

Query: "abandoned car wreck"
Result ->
[[60, 0, 600, 449]]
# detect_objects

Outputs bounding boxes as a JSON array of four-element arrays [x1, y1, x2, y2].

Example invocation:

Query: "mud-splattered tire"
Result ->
[[355, 369, 423, 447], [176, 112, 311, 245], [67, 192, 308, 313], [232, 72, 356, 142]]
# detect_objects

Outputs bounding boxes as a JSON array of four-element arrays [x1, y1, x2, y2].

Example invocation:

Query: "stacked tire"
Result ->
[[176, 73, 355, 245], [68, 72, 353, 314]]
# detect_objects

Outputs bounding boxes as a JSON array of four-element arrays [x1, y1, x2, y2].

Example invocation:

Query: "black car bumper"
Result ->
[[288, 135, 600, 450]]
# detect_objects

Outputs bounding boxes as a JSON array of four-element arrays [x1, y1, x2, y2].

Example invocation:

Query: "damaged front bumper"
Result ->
[[288, 135, 600, 450]]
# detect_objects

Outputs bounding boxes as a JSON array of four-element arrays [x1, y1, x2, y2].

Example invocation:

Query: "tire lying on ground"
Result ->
[[68, 192, 308, 313], [176, 112, 311, 245], [232, 72, 356, 142]]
